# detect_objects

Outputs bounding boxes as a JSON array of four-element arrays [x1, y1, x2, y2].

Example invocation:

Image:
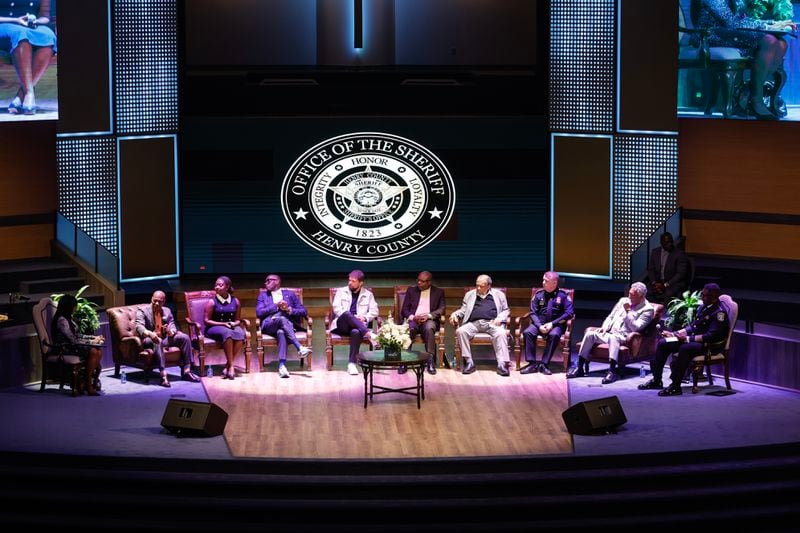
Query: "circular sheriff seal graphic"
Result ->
[[281, 132, 456, 261]]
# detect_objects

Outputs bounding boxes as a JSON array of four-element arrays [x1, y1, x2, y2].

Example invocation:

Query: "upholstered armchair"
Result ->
[[183, 291, 252, 376], [107, 303, 184, 382], [393, 285, 446, 367], [255, 287, 313, 370], [324, 287, 381, 370], [514, 288, 575, 372], [452, 287, 513, 370], [575, 303, 665, 372]]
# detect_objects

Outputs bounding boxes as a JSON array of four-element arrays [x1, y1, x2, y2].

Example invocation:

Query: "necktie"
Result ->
[[154, 308, 163, 337]]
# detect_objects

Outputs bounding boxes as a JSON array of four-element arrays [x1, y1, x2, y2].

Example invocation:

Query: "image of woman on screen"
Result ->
[[692, 0, 796, 120], [0, 0, 56, 115]]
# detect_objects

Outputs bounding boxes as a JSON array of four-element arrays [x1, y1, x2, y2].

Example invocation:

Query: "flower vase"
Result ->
[[384, 345, 402, 361]]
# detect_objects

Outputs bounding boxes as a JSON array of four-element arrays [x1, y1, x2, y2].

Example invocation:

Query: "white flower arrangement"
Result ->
[[376, 314, 412, 351]]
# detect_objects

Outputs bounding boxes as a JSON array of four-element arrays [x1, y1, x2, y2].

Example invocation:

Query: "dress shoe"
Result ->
[[426, 361, 437, 375], [537, 363, 552, 376], [637, 379, 663, 390], [7, 101, 22, 115], [182, 372, 200, 383], [160, 378, 171, 388], [462, 361, 476, 375], [520, 363, 538, 375], [397, 365, 408, 375], [566, 365, 585, 379], [496, 365, 510, 377], [601, 371, 619, 384], [658, 386, 683, 396]]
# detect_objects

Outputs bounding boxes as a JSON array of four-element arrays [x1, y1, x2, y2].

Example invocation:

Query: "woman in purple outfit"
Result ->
[[204, 276, 246, 380]]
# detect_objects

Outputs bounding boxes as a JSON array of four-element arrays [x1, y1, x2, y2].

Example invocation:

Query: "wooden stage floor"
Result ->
[[205, 358, 573, 460]]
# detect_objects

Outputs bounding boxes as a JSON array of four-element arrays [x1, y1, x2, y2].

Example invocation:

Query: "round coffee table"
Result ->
[[356, 350, 431, 409]]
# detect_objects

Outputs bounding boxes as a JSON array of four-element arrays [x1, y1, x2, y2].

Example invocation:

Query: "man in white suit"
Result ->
[[449, 274, 511, 376], [568, 281, 654, 383], [330, 270, 380, 375]]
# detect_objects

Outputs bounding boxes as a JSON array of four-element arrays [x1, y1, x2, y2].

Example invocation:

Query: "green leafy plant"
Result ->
[[51, 285, 100, 334], [737, 0, 793, 21], [665, 289, 702, 329]]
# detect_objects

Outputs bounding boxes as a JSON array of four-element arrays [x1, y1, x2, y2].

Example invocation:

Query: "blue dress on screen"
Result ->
[[204, 296, 246, 343], [0, 1, 57, 54]]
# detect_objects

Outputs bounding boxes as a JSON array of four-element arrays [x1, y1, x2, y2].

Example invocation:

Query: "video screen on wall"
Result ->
[[0, 0, 58, 122], [678, 0, 800, 121], [180, 1, 546, 275]]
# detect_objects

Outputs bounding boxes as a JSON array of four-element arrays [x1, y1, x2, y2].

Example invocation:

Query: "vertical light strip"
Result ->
[[354, 0, 363, 48]]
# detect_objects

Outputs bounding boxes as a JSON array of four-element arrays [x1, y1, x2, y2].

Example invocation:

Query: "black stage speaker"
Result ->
[[562, 396, 627, 435], [161, 399, 228, 437]]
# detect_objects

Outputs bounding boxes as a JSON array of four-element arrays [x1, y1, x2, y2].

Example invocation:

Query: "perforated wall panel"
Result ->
[[56, 137, 118, 255], [549, 0, 616, 133], [613, 135, 678, 279], [114, 0, 178, 134]]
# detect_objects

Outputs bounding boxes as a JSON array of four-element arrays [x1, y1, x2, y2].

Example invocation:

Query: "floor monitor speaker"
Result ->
[[161, 399, 228, 437], [562, 395, 626, 435]]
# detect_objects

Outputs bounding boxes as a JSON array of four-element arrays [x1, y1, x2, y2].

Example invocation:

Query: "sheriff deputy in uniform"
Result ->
[[521, 271, 574, 375], [638, 283, 729, 396]]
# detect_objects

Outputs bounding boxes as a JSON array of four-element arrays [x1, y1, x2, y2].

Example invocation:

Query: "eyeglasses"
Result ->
[[417, 278, 431, 283], [265, 278, 279, 282]]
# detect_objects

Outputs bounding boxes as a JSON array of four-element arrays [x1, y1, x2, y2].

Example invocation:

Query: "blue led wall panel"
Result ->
[[113, 0, 178, 134], [613, 135, 678, 279], [549, 0, 615, 133], [56, 137, 118, 255]]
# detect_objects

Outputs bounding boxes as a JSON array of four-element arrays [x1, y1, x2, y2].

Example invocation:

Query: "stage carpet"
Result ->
[[204, 363, 573, 459]]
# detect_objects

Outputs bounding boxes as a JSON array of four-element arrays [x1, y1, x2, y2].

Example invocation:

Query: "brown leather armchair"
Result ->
[[575, 303, 665, 370], [107, 303, 184, 382]]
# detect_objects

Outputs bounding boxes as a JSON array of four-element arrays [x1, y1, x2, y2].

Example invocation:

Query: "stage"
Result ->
[[2, 354, 799, 462]]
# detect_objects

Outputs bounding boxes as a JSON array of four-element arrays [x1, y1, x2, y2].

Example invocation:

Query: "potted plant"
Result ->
[[51, 285, 100, 334], [665, 289, 702, 330]]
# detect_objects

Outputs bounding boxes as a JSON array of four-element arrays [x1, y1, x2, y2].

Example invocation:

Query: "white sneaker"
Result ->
[[298, 346, 312, 359], [366, 332, 379, 351], [278, 364, 290, 378], [347, 362, 359, 375]]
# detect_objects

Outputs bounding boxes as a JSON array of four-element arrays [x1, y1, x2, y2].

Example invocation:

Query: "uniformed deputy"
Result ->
[[638, 282, 729, 396], [521, 271, 574, 375]]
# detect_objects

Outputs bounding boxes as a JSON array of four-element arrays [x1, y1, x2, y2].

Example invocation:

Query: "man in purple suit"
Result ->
[[399, 271, 446, 375], [256, 274, 311, 378]]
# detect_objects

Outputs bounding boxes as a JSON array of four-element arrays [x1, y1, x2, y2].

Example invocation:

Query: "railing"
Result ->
[[629, 207, 683, 283], [55, 213, 124, 307]]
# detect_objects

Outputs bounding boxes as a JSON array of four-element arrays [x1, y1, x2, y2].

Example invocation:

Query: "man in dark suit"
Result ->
[[135, 290, 199, 387], [256, 274, 311, 378], [646, 232, 689, 304], [399, 271, 445, 375]]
